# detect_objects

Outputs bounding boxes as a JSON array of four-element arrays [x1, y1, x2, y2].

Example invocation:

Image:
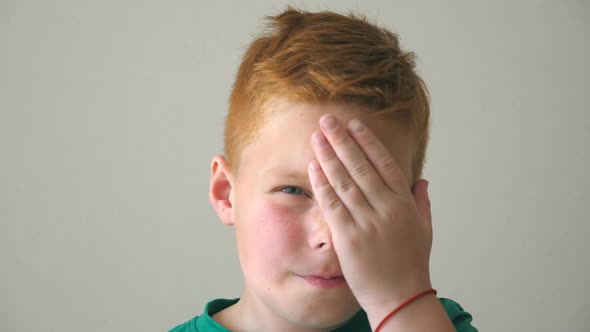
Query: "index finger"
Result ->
[[346, 119, 409, 195]]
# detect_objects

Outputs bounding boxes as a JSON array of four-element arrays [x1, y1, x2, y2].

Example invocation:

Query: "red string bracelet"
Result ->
[[374, 288, 437, 332]]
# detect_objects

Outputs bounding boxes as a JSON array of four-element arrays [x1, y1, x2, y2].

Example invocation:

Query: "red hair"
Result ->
[[225, 6, 430, 182]]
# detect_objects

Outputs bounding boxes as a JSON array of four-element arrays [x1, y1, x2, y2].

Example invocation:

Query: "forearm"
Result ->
[[366, 294, 456, 332]]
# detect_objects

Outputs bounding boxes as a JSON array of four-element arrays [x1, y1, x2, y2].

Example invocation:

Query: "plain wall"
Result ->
[[1, 0, 589, 331]]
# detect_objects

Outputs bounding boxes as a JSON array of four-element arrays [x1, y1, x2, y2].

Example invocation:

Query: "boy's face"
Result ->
[[212, 98, 417, 329]]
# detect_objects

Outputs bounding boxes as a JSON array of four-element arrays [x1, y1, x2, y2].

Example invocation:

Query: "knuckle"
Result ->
[[381, 156, 398, 171], [325, 197, 342, 211], [351, 160, 372, 178], [331, 131, 350, 145], [315, 178, 333, 192], [334, 177, 355, 194], [383, 207, 401, 222]]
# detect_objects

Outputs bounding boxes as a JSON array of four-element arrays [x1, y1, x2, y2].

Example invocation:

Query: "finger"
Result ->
[[412, 179, 432, 224], [307, 159, 355, 235], [318, 114, 391, 206], [311, 130, 373, 223], [346, 118, 409, 195]]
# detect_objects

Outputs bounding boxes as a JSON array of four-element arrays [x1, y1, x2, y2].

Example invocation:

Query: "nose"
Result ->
[[309, 216, 334, 250]]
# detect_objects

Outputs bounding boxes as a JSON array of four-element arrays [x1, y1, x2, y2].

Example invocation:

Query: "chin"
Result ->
[[248, 277, 361, 329], [293, 306, 361, 330], [282, 293, 361, 329]]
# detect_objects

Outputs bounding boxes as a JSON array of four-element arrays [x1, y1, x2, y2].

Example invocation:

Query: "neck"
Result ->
[[212, 287, 349, 332]]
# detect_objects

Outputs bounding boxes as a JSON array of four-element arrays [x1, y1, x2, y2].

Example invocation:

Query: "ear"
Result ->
[[209, 155, 235, 226]]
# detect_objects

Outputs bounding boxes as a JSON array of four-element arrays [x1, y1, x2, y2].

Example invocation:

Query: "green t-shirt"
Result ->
[[170, 297, 478, 331]]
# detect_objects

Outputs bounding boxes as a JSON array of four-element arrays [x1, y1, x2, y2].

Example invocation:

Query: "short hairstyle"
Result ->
[[225, 6, 430, 182]]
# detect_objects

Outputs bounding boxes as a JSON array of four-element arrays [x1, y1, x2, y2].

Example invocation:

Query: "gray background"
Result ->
[[1, 0, 589, 331]]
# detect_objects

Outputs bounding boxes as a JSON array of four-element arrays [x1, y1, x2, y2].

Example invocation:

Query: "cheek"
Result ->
[[241, 201, 306, 265]]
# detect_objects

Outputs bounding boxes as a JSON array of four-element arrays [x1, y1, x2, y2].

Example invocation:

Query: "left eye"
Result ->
[[280, 186, 307, 196]]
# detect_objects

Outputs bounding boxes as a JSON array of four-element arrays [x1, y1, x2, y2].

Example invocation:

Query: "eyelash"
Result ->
[[279, 186, 311, 198]]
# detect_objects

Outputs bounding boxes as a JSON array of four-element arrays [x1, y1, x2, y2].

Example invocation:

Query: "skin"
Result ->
[[209, 99, 455, 331]]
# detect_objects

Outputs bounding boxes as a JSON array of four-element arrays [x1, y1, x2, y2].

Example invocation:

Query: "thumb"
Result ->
[[412, 179, 432, 224]]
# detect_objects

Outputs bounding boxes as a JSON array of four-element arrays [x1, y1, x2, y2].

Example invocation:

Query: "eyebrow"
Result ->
[[262, 168, 309, 180]]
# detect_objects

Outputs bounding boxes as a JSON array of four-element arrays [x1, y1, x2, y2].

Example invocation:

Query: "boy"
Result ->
[[171, 6, 478, 332]]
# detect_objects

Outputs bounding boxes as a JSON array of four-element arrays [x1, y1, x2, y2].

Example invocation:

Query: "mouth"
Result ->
[[301, 275, 347, 289]]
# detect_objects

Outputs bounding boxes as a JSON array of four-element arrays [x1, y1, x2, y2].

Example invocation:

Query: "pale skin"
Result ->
[[308, 114, 456, 331], [209, 100, 457, 331]]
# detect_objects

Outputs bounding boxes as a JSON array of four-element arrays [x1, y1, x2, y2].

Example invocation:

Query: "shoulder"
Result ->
[[168, 298, 239, 332], [438, 297, 479, 332], [168, 316, 198, 332]]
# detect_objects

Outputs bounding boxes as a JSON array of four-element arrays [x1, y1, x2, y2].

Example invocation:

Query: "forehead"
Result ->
[[238, 99, 416, 183]]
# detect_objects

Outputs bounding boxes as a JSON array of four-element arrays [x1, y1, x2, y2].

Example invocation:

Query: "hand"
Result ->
[[307, 115, 434, 319]]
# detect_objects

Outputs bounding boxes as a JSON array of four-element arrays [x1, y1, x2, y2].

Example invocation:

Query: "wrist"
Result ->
[[367, 290, 449, 332], [362, 280, 434, 327], [366, 288, 438, 331], [364, 276, 432, 309]]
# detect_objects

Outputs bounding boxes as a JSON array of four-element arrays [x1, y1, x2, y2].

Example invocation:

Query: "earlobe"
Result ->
[[209, 155, 235, 226]]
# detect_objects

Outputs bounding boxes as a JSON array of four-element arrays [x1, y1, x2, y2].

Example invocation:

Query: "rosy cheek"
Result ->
[[250, 201, 305, 256]]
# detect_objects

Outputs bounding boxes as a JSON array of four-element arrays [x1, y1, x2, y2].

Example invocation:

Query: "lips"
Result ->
[[304, 268, 344, 280], [307, 274, 343, 280], [299, 268, 346, 289], [302, 275, 347, 288]]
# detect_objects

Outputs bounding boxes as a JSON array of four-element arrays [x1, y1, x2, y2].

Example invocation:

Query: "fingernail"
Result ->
[[321, 115, 338, 131], [313, 132, 328, 147], [348, 119, 364, 133]]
